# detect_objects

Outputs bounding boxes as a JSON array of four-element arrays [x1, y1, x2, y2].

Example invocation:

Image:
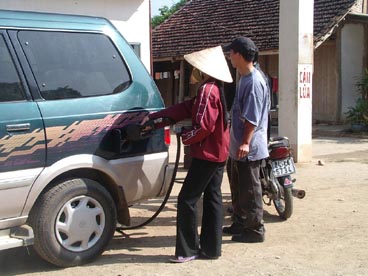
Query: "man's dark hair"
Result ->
[[238, 48, 258, 63]]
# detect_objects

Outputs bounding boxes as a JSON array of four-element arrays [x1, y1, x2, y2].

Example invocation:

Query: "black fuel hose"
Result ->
[[116, 133, 181, 232]]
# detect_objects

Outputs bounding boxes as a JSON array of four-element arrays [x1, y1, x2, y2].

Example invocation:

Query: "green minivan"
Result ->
[[0, 9, 173, 267]]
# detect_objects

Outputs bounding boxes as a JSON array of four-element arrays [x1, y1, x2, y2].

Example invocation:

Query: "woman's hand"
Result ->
[[140, 116, 150, 126]]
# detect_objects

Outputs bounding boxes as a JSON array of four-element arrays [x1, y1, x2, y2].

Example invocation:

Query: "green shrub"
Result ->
[[345, 98, 368, 126]]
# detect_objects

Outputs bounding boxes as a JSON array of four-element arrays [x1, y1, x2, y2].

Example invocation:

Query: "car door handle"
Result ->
[[6, 123, 31, 132]]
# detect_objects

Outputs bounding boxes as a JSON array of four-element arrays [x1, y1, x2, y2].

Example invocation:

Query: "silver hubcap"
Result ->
[[55, 195, 105, 252]]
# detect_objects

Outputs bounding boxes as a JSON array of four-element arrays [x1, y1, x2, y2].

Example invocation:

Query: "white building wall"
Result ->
[[341, 23, 364, 118], [0, 0, 151, 72], [352, 0, 363, 13]]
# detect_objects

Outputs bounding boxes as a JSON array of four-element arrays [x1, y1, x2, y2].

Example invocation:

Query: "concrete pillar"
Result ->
[[279, 0, 314, 162]]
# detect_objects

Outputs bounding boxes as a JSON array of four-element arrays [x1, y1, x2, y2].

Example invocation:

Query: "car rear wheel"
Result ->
[[29, 178, 117, 267]]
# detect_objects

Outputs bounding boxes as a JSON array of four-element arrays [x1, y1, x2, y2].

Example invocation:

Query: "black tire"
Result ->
[[272, 176, 293, 220], [29, 178, 117, 267]]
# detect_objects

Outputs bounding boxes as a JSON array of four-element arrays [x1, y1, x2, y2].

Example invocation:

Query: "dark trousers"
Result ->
[[175, 158, 225, 258], [228, 157, 264, 232]]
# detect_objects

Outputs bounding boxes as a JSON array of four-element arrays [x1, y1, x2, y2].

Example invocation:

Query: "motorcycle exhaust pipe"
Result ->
[[292, 188, 306, 199]]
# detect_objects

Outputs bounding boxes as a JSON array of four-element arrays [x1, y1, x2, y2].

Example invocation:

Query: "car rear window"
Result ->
[[18, 31, 131, 100]]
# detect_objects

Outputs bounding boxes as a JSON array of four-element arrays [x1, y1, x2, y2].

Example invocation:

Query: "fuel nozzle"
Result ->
[[122, 120, 155, 141]]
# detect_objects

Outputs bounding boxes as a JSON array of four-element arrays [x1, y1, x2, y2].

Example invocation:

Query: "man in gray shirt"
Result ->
[[223, 37, 269, 242]]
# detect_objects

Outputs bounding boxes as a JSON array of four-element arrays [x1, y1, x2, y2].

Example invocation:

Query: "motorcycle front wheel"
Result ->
[[273, 176, 293, 220]]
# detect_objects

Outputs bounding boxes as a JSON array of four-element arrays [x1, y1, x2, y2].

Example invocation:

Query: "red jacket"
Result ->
[[150, 80, 229, 163]]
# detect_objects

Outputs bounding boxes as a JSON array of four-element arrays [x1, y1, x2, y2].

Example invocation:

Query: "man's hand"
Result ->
[[237, 143, 250, 160], [238, 120, 255, 159]]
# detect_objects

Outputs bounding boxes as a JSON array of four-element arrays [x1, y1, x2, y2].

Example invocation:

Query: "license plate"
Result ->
[[271, 157, 296, 177]]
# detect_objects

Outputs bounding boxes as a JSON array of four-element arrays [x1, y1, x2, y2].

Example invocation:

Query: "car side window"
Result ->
[[18, 31, 131, 100], [0, 35, 26, 102]]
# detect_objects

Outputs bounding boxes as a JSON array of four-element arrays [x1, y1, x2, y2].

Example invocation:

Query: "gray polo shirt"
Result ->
[[229, 68, 269, 161]]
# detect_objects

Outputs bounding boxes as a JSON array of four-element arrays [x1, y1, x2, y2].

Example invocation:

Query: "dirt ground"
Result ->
[[1, 134, 368, 276]]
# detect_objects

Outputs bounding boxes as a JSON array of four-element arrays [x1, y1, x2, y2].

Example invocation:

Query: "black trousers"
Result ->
[[228, 157, 264, 232], [175, 158, 225, 258]]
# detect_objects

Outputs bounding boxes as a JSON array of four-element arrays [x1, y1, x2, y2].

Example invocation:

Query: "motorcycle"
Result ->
[[260, 136, 305, 220]]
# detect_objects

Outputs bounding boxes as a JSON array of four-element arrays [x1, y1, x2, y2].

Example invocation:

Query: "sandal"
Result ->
[[169, 255, 198, 263]]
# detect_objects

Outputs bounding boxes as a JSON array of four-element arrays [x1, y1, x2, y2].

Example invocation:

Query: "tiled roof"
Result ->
[[152, 0, 358, 59]]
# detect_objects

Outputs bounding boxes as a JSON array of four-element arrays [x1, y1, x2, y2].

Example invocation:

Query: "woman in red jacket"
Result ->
[[142, 46, 233, 262]]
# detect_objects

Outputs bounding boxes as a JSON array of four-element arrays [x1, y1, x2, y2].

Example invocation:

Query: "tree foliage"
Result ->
[[151, 0, 187, 29]]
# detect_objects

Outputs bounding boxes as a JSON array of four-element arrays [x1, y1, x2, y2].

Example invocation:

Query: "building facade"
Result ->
[[152, 0, 368, 124], [0, 0, 152, 72]]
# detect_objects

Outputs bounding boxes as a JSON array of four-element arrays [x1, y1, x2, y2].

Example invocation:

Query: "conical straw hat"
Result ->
[[184, 46, 233, 83]]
